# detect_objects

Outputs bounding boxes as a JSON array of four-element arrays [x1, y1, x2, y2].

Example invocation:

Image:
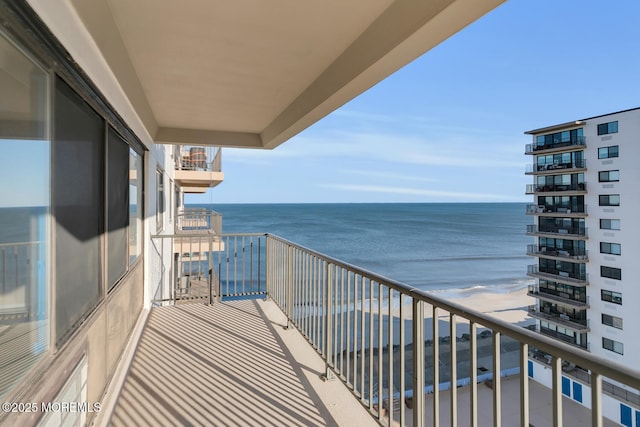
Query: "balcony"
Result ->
[[174, 145, 224, 193], [528, 305, 589, 333], [525, 183, 586, 195], [101, 233, 640, 426], [525, 205, 587, 218], [526, 224, 588, 239], [526, 245, 588, 262], [525, 136, 586, 155], [525, 159, 586, 175], [527, 285, 589, 309], [527, 265, 588, 287]]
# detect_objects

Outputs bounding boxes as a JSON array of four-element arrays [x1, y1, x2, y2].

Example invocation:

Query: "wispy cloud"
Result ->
[[340, 169, 440, 183], [321, 183, 510, 201]]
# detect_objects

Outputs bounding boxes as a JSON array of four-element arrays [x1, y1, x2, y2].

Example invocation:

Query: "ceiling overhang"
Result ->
[[33, 0, 505, 149]]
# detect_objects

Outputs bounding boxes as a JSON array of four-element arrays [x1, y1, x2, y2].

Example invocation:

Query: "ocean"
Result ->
[[189, 202, 533, 294]]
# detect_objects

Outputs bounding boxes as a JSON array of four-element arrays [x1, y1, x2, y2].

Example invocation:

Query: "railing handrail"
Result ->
[[0, 241, 41, 248], [264, 233, 640, 390]]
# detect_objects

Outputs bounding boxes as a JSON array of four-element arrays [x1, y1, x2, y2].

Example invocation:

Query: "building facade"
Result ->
[[525, 108, 640, 424]]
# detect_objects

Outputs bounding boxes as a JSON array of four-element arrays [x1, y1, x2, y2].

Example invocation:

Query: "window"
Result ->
[[598, 145, 619, 159], [601, 289, 622, 305], [156, 168, 165, 231], [602, 314, 623, 329], [600, 242, 621, 256], [600, 219, 620, 230], [597, 121, 618, 135], [107, 128, 129, 290], [598, 170, 619, 182], [129, 149, 143, 263], [53, 76, 103, 344], [601, 266, 622, 280], [602, 337, 623, 355], [0, 30, 51, 398], [599, 194, 620, 206]]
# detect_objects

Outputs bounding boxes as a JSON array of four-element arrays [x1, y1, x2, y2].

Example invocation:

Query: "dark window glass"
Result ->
[[53, 77, 103, 344], [600, 243, 621, 256], [107, 127, 129, 289], [602, 314, 623, 329], [600, 219, 620, 230], [601, 289, 622, 304], [599, 195, 620, 206], [602, 337, 623, 354], [598, 145, 619, 159], [601, 266, 622, 280], [598, 170, 619, 182], [597, 121, 618, 136]]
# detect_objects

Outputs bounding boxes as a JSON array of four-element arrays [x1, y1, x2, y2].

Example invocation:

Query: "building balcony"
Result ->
[[174, 145, 224, 193], [525, 205, 587, 218], [526, 224, 588, 239], [528, 305, 589, 333], [527, 285, 589, 309], [95, 233, 640, 427], [525, 183, 586, 195], [525, 136, 586, 155], [526, 245, 588, 262], [525, 160, 586, 176], [527, 265, 588, 287], [536, 327, 589, 351]]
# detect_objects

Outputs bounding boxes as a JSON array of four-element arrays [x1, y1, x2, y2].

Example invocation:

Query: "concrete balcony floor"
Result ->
[[104, 300, 377, 426]]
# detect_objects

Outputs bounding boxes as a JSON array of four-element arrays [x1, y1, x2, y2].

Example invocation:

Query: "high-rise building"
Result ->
[[525, 108, 640, 418]]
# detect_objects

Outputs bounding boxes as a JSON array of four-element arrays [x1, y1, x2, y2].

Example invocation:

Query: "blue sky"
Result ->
[[188, 0, 640, 204]]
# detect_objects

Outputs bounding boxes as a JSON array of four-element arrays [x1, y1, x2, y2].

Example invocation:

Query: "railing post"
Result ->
[[265, 236, 272, 301], [286, 245, 293, 329], [412, 298, 425, 427], [591, 372, 602, 427], [322, 262, 335, 381]]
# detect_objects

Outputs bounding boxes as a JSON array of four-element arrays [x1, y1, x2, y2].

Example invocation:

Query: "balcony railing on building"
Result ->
[[528, 305, 589, 333], [526, 204, 587, 216], [525, 136, 586, 154], [527, 245, 588, 261], [143, 232, 639, 426], [527, 264, 588, 286], [527, 285, 589, 309], [525, 159, 586, 175], [173, 145, 224, 193], [525, 182, 586, 194], [526, 224, 588, 238]]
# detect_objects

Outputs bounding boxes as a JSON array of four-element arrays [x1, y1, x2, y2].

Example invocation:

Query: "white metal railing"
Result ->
[[152, 233, 640, 426], [174, 145, 222, 173], [263, 234, 640, 427], [175, 208, 222, 234], [0, 241, 41, 321]]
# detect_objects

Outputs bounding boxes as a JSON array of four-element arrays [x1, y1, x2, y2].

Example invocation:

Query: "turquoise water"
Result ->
[[190, 202, 531, 292]]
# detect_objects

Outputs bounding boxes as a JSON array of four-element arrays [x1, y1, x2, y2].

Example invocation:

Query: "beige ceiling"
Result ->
[[69, 0, 504, 149]]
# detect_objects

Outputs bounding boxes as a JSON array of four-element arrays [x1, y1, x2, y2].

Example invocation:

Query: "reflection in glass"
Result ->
[[0, 32, 49, 399], [130, 149, 143, 262]]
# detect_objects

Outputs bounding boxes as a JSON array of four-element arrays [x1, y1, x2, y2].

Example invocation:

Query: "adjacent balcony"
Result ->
[[526, 245, 588, 262], [527, 265, 588, 287], [526, 224, 588, 239], [525, 136, 586, 155], [525, 182, 586, 195], [528, 305, 589, 333], [174, 145, 224, 193], [527, 285, 590, 309], [108, 233, 640, 427], [537, 326, 589, 351], [525, 159, 586, 175], [525, 204, 587, 218]]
